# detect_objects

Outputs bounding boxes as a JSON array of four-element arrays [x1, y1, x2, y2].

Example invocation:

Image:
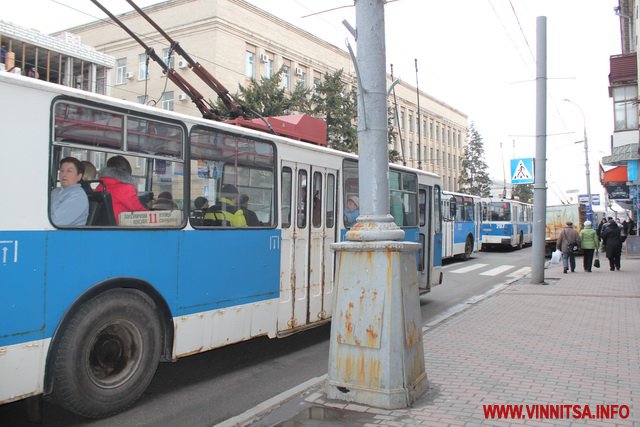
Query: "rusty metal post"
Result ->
[[326, 0, 427, 408]]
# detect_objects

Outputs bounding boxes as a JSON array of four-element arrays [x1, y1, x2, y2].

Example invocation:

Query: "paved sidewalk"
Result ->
[[231, 255, 640, 426]]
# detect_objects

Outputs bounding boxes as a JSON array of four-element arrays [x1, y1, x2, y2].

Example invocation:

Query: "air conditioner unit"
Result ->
[[295, 67, 303, 76], [177, 59, 188, 69], [259, 53, 269, 63], [125, 71, 134, 80], [177, 93, 188, 101]]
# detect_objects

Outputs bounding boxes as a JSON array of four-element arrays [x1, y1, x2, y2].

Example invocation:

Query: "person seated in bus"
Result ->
[[240, 194, 262, 226], [343, 196, 359, 227], [80, 160, 97, 194], [203, 184, 247, 227], [50, 157, 89, 226], [150, 191, 180, 210], [95, 155, 148, 224]]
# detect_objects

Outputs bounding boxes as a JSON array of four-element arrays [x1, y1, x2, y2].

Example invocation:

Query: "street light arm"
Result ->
[[564, 98, 593, 221]]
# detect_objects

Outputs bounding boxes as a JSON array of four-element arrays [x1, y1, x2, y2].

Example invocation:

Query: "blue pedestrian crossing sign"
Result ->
[[510, 158, 534, 184]]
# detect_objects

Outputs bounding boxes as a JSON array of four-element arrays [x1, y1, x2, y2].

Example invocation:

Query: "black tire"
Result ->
[[51, 289, 162, 418], [518, 232, 524, 249], [463, 236, 473, 259]]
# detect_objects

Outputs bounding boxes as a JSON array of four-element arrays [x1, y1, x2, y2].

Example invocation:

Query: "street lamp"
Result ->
[[563, 98, 593, 222]]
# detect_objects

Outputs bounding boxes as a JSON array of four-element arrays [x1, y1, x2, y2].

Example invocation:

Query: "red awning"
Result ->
[[603, 166, 628, 183]]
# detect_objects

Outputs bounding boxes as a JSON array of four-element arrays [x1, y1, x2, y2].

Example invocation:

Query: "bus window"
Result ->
[[434, 185, 442, 233], [51, 102, 186, 228], [419, 189, 426, 227], [281, 168, 292, 228], [127, 117, 183, 158], [326, 174, 335, 228], [312, 172, 322, 228], [342, 159, 359, 228], [297, 170, 308, 228], [189, 127, 275, 228], [54, 102, 124, 149]]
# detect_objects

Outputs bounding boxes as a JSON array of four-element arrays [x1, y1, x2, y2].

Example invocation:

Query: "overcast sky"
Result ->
[[3, 0, 623, 205]]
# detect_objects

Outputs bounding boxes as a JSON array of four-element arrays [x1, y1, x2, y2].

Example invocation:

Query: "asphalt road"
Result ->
[[0, 246, 533, 427]]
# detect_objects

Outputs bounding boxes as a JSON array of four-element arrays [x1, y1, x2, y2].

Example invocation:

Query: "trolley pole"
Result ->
[[326, 0, 427, 408], [531, 16, 547, 284]]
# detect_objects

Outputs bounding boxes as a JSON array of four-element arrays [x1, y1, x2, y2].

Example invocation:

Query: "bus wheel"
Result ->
[[51, 289, 161, 418], [463, 236, 473, 259], [518, 232, 524, 249]]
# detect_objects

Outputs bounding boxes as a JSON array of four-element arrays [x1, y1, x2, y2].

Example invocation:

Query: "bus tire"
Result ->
[[518, 232, 524, 249], [50, 288, 161, 418], [463, 235, 473, 259]]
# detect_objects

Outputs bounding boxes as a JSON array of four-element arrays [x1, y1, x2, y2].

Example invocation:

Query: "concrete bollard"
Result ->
[[326, 239, 427, 409]]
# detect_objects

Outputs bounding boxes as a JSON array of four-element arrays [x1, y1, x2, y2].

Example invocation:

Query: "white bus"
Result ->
[[0, 72, 443, 418]]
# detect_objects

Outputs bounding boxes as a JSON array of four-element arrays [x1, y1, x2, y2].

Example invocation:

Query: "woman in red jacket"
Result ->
[[96, 156, 148, 224]]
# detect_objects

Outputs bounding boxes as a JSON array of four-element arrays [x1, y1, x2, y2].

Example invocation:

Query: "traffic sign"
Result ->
[[578, 194, 600, 206], [510, 158, 534, 184]]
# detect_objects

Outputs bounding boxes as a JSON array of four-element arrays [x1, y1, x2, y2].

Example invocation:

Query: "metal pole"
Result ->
[[415, 59, 422, 170], [347, 0, 401, 241], [563, 98, 593, 222], [531, 16, 547, 284]]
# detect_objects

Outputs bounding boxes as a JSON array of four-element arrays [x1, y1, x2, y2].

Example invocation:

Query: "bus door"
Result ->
[[308, 168, 337, 322], [278, 162, 336, 333], [475, 199, 482, 250], [433, 185, 443, 267], [418, 184, 432, 290]]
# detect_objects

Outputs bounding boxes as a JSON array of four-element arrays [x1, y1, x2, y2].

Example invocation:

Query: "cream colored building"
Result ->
[[63, 0, 467, 190]]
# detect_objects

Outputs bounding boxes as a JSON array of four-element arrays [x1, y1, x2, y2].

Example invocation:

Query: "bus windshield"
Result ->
[[489, 202, 511, 221]]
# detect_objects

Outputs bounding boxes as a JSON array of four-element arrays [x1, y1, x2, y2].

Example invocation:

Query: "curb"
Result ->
[[215, 268, 532, 426]]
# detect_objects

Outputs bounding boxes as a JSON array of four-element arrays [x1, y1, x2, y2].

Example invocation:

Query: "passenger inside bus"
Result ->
[[95, 155, 148, 224], [203, 184, 247, 227], [240, 194, 262, 226], [80, 160, 97, 194], [343, 196, 359, 227], [51, 156, 89, 226], [150, 191, 180, 210]]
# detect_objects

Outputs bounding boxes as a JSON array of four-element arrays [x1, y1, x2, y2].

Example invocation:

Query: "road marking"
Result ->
[[507, 266, 531, 277], [449, 263, 488, 274], [480, 265, 514, 276]]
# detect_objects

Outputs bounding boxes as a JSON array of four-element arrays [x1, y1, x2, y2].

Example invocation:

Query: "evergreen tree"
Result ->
[[311, 70, 357, 153], [458, 123, 492, 196], [511, 183, 533, 203], [387, 106, 402, 162], [215, 69, 311, 118]]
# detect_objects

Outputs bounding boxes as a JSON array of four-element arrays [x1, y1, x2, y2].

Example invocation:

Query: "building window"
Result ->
[[281, 62, 290, 90], [161, 91, 174, 111], [262, 52, 273, 78], [245, 51, 255, 78], [400, 110, 405, 130], [409, 113, 414, 132], [313, 72, 321, 94], [116, 58, 127, 85], [162, 48, 174, 69], [613, 85, 638, 131], [296, 66, 307, 88], [138, 53, 149, 80], [429, 122, 434, 140], [137, 95, 149, 105]]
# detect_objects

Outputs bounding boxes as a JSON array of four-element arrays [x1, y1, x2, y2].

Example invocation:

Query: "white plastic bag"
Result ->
[[550, 249, 562, 264]]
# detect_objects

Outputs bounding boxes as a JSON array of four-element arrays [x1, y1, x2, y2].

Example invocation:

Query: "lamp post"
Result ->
[[563, 98, 593, 222]]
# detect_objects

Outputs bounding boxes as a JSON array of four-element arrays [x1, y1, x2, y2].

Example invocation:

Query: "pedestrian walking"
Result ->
[[556, 221, 580, 274], [601, 218, 624, 271], [579, 220, 598, 272], [596, 217, 607, 239]]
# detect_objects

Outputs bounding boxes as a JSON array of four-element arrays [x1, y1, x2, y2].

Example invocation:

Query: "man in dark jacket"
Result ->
[[556, 221, 580, 274], [601, 219, 624, 271]]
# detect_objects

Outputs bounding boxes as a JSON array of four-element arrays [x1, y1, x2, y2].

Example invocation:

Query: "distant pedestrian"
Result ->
[[579, 220, 598, 272], [596, 217, 607, 239], [557, 221, 580, 274], [601, 218, 623, 271]]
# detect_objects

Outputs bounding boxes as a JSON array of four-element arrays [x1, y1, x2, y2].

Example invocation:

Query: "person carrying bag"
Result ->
[[557, 221, 580, 274], [579, 220, 598, 272]]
